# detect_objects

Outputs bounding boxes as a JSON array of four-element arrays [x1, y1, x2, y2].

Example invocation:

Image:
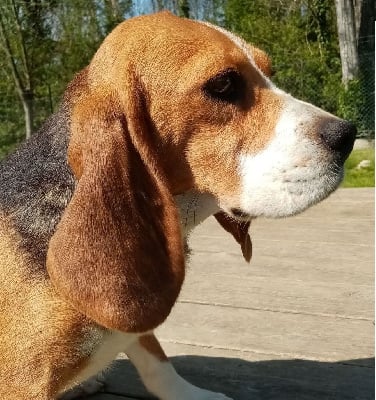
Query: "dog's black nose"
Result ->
[[320, 119, 357, 159]]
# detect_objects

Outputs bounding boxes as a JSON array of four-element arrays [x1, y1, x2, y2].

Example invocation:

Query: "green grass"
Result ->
[[342, 148, 375, 187]]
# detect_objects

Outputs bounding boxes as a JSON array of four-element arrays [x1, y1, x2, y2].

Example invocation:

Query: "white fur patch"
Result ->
[[126, 339, 232, 400], [237, 96, 343, 218], [60, 329, 139, 394], [175, 191, 219, 237]]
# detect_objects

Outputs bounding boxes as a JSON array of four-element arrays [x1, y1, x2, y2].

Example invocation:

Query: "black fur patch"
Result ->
[[0, 103, 75, 273]]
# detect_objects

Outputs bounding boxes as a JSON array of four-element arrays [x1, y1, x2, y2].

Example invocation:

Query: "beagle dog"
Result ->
[[0, 11, 356, 400]]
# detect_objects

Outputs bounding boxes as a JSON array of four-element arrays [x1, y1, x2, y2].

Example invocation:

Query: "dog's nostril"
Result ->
[[319, 119, 357, 158]]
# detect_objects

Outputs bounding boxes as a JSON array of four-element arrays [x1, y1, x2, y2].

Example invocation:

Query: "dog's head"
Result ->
[[47, 12, 355, 332]]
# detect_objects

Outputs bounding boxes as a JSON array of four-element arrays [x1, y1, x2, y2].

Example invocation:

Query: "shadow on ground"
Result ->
[[90, 355, 375, 400]]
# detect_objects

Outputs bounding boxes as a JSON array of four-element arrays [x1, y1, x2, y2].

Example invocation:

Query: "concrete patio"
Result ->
[[90, 188, 374, 400]]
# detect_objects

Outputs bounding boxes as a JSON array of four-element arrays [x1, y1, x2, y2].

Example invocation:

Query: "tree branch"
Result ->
[[10, 0, 32, 90], [0, 10, 25, 95]]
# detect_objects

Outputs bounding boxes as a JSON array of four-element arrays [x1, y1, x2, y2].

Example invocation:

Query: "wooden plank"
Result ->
[[178, 272, 374, 320], [90, 189, 374, 400], [156, 302, 373, 362], [92, 344, 374, 400]]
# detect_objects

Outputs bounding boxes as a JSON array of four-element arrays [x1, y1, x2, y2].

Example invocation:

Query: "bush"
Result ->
[[338, 79, 374, 137]]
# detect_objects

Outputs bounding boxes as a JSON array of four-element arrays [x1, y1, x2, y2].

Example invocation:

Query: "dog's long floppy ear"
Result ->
[[214, 212, 252, 263], [47, 72, 185, 333]]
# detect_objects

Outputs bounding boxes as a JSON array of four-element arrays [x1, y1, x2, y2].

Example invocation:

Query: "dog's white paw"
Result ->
[[58, 375, 105, 399]]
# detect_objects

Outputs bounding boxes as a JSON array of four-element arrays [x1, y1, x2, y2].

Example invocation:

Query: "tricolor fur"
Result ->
[[0, 11, 355, 400]]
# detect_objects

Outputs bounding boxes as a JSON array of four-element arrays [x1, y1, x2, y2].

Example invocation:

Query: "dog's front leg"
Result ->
[[126, 333, 233, 400]]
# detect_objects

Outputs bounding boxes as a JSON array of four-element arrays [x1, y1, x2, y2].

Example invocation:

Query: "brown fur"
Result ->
[[0, 11, 280, 398], [85, 11, 283, 198], [0, 218, 99, 399], [214, 212, 252, 262], [48, 12, 277, 333], [47, 84, 185, 333]]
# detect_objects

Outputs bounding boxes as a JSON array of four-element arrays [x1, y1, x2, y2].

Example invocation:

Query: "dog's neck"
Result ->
[[174, 191, 219, 239]]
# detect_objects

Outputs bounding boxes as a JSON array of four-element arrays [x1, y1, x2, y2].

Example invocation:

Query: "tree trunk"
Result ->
[[353, 0, 362, 41], [335, 0, 359, 84], [21, 90, 34, 139], [358, 0, 374, 58]]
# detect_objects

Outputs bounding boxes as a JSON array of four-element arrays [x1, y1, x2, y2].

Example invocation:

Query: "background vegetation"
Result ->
[[0, 0, 374, 174], [342, 148, 375, 187]]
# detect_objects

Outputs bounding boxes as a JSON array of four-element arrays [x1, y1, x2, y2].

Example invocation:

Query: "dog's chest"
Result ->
[[60, 329, 139, 393]]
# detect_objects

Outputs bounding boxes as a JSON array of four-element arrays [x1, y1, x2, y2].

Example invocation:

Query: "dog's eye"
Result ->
[[204, 70, 243, 103]]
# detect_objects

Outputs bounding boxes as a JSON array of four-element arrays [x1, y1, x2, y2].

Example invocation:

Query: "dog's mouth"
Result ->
[[235, 153, 345, 219], [281, 161, 344, 206]]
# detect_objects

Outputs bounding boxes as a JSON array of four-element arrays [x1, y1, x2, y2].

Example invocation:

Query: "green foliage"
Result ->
[[0, 116, 23, 158], [342, 148, 375, 187], [224, 0, 341, 113], [0, 87, 23, 157], [0, 0, 374, 157], [338, 80, 363, 128], [337, 78, 375, 136], [0, 0, 132, 157], [0, 74, 24, 156]]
